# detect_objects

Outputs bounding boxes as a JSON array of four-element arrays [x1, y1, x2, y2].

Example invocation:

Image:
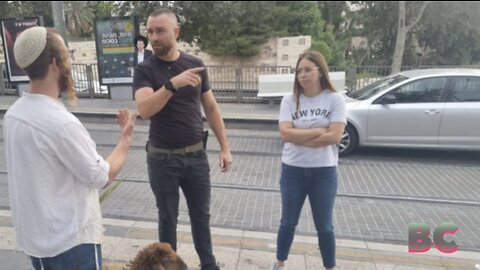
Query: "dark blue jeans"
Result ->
[[147, 149, 217, 269], [30, 244, 102, 270], [276, 163, 337, 268]]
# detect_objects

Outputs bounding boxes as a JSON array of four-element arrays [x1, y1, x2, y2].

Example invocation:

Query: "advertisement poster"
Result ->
[[1, 17, 41, 82], [95, 17, 138, 85]]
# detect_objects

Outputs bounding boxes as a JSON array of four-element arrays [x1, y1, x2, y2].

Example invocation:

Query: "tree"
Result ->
[[3, 1, 54, 27], [177, 1, 278, 58], [114, 1, 171, 27], [0, 2, 15, 19], [64, 1, 94, 38], [350, 2, 398, 66], [391, 1, 429, 73], [273, 1, 344, 65], [317, 1, 350, 66], [88, 1, 115, 20], [317, 1, 347, 34], [102, 1, 338, 61], [274, 1, 323, 37], [417, 2, 480, 65]]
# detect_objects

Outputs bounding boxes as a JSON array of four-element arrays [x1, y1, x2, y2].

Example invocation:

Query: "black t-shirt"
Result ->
[[133, 51, 211, 148]]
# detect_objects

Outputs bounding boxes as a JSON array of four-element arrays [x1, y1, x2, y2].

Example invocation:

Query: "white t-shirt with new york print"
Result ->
[[279, 91, 346, 168]]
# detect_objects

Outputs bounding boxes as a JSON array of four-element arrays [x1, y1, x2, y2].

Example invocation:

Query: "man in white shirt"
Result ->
[[134, 35, 153, 65], [4, 26, 136, 270]]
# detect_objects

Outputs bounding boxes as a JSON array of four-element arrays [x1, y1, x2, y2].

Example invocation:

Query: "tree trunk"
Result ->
[[391, 1, 407, 74], [391, 1, 429, 74]]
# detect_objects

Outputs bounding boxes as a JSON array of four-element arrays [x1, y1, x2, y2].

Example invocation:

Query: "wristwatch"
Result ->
[[164, 80, 177, 94]]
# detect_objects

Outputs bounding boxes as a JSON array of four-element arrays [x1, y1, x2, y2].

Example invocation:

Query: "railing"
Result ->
[[0, 62, 18, 95], [206, 65, 292, 103], [71, 64, 109, 98], [2, 62, 480, 102]]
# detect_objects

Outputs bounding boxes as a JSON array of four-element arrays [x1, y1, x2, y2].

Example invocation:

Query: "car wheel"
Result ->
[[339, 124, 358, 157]]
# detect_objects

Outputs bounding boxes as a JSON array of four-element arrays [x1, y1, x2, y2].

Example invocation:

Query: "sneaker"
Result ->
[[272, 262, 286, 270]]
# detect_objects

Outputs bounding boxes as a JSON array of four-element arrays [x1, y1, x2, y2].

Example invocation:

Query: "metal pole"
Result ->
[[51, 1, 68, 46], [0, 63, 5, 95]]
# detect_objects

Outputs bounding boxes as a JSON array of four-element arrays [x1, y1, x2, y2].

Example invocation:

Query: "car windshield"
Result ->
[[347, 74, 409, 100]]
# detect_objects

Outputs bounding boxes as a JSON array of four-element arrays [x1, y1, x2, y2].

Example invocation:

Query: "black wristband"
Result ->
[[164, 80, 177, 94]]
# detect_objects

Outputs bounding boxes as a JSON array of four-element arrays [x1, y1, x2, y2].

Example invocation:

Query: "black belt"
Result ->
[[147, 141, 204, 155]]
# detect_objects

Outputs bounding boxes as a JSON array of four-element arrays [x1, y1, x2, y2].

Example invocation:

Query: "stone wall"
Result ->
[[2, 35, 312, 68]]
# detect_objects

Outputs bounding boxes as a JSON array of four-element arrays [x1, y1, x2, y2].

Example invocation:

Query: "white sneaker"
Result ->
[[272, 263, 286, 270]]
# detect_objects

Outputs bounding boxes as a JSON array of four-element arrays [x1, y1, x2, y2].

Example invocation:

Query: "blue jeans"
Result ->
[[30, 244, 102, 270], [276, 163, 337, 268], [147, 149, 217, 269]]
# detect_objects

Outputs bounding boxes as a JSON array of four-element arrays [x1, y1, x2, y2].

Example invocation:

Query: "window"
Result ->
[[387, 77, 447, 103], [299, 38, 306, 45], [282, 39, 289, 46], [282, 54, 289, 61], [449, 77, 480, 102]]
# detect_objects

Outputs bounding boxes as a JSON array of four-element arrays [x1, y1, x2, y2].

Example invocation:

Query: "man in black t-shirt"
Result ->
[[132, 8, 232, 270]]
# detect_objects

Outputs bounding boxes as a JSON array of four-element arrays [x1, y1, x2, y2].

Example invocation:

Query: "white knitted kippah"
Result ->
[[14, 26, 48, 69]]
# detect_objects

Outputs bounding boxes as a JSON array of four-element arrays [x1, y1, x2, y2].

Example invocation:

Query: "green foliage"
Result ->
[[417, 2, 480, 65], [318, 1, 347, 33], [0, 2, 14, 19], [351, 1, 430, 66], [64, 1, 94, 38], [175, 1, 346, 60], [177, 1, 277, 58], [274, 1, 324, 37], [357, 1, 398, 65], [88, 1, 115, 20], [114, 1, 171, 27], [6, 1, 477, 67], [2, 1, 54, 27], [317, 1, 349, 66], [311, 40, 332, 63]]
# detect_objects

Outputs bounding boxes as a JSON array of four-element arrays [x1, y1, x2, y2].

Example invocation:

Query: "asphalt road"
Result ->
[[1, 118, 479, 251]]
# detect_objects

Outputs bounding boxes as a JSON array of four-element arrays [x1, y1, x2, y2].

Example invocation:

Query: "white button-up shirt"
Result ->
[[4, 93, 110, 257], [137, 51, 145, 64]]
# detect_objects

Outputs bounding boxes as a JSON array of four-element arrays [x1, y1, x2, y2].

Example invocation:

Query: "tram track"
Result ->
[[102, 176, 480, 208]]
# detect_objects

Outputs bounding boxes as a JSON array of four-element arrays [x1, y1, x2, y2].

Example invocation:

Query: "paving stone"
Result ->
[[0, 249, 31, 269], [238, 249, 304, 270]]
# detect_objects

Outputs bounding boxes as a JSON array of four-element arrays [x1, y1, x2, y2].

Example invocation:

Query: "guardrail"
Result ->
[[3, 62, 480, 103]]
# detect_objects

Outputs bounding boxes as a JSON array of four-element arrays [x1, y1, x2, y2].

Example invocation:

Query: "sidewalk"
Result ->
[[0, 95, 280, 122], [1, 95, 480, 269], [0, 210, 478, 270]]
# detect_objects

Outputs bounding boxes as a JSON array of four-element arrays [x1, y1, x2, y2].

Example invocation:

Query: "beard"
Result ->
[[153, 42, 174, 57]]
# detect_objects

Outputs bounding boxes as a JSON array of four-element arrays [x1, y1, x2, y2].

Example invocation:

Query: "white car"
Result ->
[[340, 69, 480, 156]]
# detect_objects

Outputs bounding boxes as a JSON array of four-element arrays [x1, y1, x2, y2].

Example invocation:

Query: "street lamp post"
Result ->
[[51, 1, 68, 46]]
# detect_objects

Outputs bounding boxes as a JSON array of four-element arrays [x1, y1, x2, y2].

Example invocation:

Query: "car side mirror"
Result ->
[[376, 94, 397, 105]]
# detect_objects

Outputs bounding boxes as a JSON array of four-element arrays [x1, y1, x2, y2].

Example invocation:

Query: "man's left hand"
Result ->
[[219, 151, 233, 172]]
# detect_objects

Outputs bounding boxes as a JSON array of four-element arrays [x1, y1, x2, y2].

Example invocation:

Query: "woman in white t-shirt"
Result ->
[[273, 51, 346, 270]]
